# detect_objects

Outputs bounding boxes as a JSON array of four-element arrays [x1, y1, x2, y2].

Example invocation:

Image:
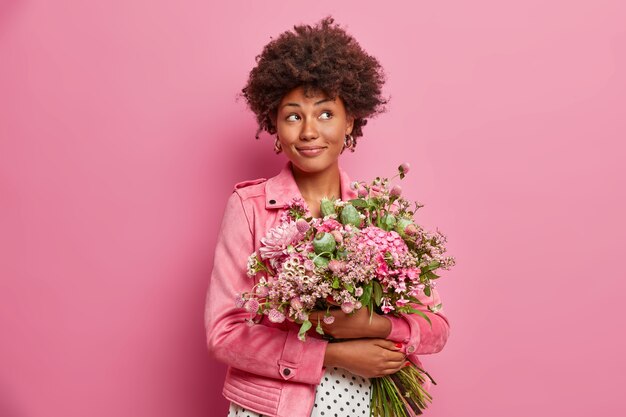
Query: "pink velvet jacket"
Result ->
[[204, 163, 450, 417]]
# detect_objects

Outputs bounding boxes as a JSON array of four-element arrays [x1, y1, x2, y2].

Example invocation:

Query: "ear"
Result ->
[[345, 115, 354, 135]]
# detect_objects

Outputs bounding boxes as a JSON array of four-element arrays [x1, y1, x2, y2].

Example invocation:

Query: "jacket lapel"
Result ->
[[264, 162, 357, 210]]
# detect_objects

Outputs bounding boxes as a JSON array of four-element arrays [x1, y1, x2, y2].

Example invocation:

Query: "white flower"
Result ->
[[246, 253, 258, 277]]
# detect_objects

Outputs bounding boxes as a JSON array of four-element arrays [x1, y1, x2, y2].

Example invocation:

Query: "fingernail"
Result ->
[[404, 361, 411, 367], [394, 343, 403, 349]]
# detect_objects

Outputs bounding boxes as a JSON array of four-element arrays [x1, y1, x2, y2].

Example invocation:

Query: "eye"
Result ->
[[286, 114, 300, 122], [319, 111, 333, 120]]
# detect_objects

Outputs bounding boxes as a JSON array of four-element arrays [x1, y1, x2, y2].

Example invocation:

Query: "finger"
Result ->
[[373, 339, 403, 351], [379, 361, 411, 376], [307, 314, 320, 323], [383, 357, 406, 368], [382, 350, 406, 362], [308, 312, 326, 323]]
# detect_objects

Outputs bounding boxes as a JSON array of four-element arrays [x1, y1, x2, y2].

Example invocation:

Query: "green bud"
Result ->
[[313, 232, 336, 254], [380, 214, 397, 231], [394, 218, 413, 237], [340, 204, 361, 228], [313, 256, 330, 268], [320, 198, 336, 217]]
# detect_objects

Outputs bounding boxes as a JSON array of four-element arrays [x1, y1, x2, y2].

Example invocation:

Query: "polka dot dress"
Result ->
[[227, 367, 371, 417]]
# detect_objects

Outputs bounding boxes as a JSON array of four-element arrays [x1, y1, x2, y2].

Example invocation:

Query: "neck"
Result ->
[[290, 163, 342, 213]]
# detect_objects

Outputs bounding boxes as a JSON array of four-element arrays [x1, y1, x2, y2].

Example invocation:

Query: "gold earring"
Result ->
[[344, 134, 356, 152], [274, 136, 282, 154]]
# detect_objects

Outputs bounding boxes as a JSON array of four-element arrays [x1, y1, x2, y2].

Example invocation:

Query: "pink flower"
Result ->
[[288, 197, 309, 213], [317, 218, 343, 233], [408, 284, 425, 297], [399, 162, 411, 174], [341, 301, 355, 314], [389, 201, 400, 215], [304, 259, 315, 271], [403, 268, 420, 283], [244, 299, 259, 314], [358, 186, 368, 197], [381, 298, 395, 314], [375, 257, 389, 276], [328, 260, 345, 274], [396, 297, 410, 307], [255, 285, 269, 297], [330, 230, 343, 244], [259, 222, 301, 260], [235, 294, 245, 309], [390, 184, 402, 197], [393, 281, 407, 293], [370, 185, 383, 197], [290, 297, 303, 310], [268, 309, 286, 323], [296, 218, 310, 233], [405, 224, 418, 236], [323, 315, 335, 324]]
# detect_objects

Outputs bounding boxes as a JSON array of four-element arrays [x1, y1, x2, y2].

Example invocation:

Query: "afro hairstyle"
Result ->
[[241, 16, 388, 141]]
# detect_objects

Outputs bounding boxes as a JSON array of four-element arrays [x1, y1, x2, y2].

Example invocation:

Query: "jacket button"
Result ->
[[407, 345, 416, 354], [282, 368, 291, 376], [269, 199, 276, 204]]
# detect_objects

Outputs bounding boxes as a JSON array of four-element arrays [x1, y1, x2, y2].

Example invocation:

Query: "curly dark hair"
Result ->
[[241, 16, 388, 141]]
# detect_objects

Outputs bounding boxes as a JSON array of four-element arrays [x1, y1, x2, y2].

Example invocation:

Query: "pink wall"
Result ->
[[1, 1, 625, 416]]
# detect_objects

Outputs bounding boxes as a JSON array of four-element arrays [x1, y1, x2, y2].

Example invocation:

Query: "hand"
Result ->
[[323, 338, 407, 378], [308, 306, 391, 339]]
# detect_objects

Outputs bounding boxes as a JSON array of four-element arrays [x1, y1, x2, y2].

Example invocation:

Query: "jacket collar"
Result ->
[[265, 162, 357, 210]]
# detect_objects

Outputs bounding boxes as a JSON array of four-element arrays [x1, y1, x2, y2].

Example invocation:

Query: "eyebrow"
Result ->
[[281, 98, 334, 108]]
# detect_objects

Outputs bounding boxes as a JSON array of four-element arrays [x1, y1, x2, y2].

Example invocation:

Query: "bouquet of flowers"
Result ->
[[237, 163, 455, 417]]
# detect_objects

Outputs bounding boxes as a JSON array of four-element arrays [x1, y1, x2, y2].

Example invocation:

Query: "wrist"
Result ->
[[323, 342, 342, 368], [371, 314, 392, 338]]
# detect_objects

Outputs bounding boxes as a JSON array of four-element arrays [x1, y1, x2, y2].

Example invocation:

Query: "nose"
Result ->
[[299, 118, 318, 141]]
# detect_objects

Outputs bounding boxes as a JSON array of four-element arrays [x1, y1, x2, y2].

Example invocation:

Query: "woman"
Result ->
[[204, 17, 450, 417]]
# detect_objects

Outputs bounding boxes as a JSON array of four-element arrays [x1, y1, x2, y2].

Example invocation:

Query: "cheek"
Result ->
[[320, 124, 346, 142]]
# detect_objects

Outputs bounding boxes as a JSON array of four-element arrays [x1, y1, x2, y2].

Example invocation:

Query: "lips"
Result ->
[[296, 146, 327, 157]]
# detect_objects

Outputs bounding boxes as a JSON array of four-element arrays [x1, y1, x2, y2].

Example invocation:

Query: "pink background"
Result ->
[[1, 1, 625, 416]]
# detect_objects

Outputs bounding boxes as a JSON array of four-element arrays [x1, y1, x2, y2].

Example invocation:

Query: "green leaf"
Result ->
[[360, 284, 372, 306], [408, 296, 425, 306], [298, 320, 312, 341], [428, 260, 441, 269], [315, 318, 325, 335], [349, 198, 368, 208], [428, 303, 443, 313], [332, 277, 340, 289], [424, 286, 431, 297], [373, 281, 383, 306], [422, 270, 440, 280]]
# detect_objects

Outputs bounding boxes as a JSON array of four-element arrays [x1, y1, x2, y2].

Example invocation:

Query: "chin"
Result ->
[[290, 158, 337, 175]]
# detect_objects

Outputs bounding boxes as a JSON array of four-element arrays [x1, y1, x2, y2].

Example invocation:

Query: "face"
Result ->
[[274, 86, 354, 176]]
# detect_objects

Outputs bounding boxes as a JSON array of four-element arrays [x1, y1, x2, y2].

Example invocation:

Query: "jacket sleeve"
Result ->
[[204, 192, 328, 385], [383, 289, 450, 355]]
